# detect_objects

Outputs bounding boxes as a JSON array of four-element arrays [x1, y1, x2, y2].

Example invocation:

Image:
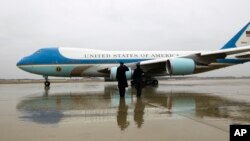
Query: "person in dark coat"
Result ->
[[117, 97, 129, 130], [132, 63, 144, 97], [134, 98, 145, 128], [116, 62, 129, 97]]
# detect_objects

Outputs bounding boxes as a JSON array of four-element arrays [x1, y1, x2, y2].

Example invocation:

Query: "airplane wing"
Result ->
[[133, 46, 250, 76], [192, 46, 250, 64], [97, 46, 250, 77], [200, 46, 250, 57]]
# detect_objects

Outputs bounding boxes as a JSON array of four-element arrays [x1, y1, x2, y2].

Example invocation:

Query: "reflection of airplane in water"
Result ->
[[17, 85, 250, 130]]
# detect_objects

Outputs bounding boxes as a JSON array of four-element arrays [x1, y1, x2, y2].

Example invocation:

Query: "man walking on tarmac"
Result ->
[[132, 63, 144, 97], [116, 62, 129, 97]]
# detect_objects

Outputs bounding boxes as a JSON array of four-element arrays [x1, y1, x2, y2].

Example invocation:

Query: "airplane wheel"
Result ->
[[144, 80, 150, 85], [45, 81, 50, 87], [131, 80, 135, 86], [152, 80, 158, 86]]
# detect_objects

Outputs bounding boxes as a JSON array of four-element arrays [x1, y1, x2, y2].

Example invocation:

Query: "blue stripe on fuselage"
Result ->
[[216, 59, 249, 64], [18, 48, 150, 65]]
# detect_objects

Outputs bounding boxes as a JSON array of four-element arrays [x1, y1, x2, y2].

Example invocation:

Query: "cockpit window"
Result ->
[[35, 50, 41, 54]]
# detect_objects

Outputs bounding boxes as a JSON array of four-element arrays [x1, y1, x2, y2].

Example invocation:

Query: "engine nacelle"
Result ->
[[166, 58, 196, 75], [110, 67, 133, 81]]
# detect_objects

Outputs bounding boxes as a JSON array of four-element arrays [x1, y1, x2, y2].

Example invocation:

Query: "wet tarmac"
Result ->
[[1, 79, 250, 141]]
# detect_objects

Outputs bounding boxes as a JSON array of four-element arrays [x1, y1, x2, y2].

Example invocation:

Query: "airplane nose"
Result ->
[[17, 56, 31, 66], [16, 57, 29, 69], [16, 58, 26, 71], [16, 57, 31, 72], [17, 56, 28, 66], [16, 59, 23, 66]]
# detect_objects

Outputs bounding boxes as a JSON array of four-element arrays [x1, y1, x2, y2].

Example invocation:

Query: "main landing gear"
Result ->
[[131, 78, 158, 86], [43, 76, 50, 87], [145, 78, 158, 86]]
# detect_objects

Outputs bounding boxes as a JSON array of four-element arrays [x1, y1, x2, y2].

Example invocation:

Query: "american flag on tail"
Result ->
[[246, 31, 250, 37]]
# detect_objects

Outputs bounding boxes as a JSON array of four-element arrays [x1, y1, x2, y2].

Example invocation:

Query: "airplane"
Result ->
[[17, 22, 250, 87]]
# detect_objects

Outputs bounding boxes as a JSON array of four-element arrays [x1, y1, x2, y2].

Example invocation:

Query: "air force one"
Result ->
[[17, 22, 250, 87]]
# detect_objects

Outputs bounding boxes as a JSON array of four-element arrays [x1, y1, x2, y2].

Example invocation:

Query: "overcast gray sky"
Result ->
[[1, 0, 250, 79]]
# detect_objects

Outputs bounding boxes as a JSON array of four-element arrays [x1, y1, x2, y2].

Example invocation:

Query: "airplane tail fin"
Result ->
[[221, 22, 250, 50]]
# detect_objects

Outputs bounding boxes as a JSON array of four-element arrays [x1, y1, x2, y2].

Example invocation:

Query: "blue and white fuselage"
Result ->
[[17, 47, 197, 77]]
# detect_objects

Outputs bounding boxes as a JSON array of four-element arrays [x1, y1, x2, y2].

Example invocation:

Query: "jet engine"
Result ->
[[110, 67, 133, 81], [166, 58, 196, 75]]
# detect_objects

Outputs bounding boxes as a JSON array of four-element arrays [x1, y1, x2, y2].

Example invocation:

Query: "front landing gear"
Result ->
[[45, 81, 50, 87], [43, 76, 50, 87]]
